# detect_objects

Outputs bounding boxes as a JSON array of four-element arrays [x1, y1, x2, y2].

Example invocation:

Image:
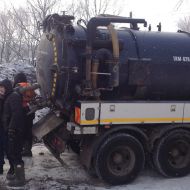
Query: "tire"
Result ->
[[153, 129, 190, 177], [95, 133, 145, 185], [69, 140, 80, 155], [87, 166, 98, 178]]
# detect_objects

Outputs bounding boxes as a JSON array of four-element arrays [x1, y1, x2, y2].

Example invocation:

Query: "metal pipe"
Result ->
[[86, 46, 92, 84], [91, 48, 113, 90], [107, 24, 119, 87], [86, 17, 146, 47], [86, 16, 146, 88], [91, 59, 99, 89]]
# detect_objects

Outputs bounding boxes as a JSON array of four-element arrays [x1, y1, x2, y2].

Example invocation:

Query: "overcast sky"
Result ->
[[121, 0, 190, 32], [0, 0, 190, 32]]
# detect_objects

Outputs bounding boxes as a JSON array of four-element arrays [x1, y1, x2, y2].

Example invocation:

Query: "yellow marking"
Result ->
[[80, 120, 99, 125], [51, 36, 58, 97], [183, 118, 190, 121], [80, 117, 185, 125], [100, 118, 183, 123]]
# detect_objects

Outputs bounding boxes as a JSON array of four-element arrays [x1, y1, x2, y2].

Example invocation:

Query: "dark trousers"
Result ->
[[23, 112, 34, 152], [0, 127, 5, 166], [7, 129, 24, 166]]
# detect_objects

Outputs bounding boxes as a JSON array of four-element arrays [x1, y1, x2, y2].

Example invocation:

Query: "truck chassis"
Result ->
[[33, 101, 190, 185]]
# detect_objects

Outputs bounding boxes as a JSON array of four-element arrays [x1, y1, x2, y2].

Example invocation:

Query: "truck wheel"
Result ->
[[95, 133, 145, 185], [153, 129, 190, 177], [69, 140, 80, 155]]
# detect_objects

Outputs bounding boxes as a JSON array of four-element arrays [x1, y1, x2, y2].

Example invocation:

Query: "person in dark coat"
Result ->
[[14, 72, 35, 157], [0, 79, 26, 187], [0, 84, 6, 174]]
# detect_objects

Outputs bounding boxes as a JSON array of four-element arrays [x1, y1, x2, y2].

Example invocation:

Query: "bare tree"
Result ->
[[9, 0, 60, 65], [0, 13, 7, 64], [174, 0, 184, 11], [67, 0, 123, 22], [178, 16, 190, 32], [0, 0, 123, 65], [26, 0, 60, 37], [0, 11, 19, 63]]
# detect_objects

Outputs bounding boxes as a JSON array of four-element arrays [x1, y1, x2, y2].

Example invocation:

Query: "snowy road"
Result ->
[[0, 144, 190, 190]]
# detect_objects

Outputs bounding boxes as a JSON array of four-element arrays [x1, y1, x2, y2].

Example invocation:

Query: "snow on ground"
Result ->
[[0, 143, 190, 190]]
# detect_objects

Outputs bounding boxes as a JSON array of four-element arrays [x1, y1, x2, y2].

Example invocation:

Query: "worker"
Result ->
[[14, 72, 35, 157], [0, 82, 6, 174], [0, 79, 25, 187]]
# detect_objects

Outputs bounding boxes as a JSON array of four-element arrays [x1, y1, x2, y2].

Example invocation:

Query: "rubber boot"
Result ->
[[7, 164, 25, 187], [6, 165, 15, 180]]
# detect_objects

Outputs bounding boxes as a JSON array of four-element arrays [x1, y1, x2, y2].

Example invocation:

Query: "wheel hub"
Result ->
[[107, 146, 136, 176], [168, 140, 190, 169], [113, 153, 123, 164]]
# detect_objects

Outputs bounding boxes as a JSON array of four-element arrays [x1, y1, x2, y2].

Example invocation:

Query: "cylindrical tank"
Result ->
[[36, 14, 190, 109]]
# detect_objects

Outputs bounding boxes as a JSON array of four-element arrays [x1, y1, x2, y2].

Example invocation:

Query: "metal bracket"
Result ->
[[67, 122, 98, 135]]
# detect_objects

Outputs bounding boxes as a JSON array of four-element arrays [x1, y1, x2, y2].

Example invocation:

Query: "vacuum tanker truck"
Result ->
[[33, 13, 190, 185]]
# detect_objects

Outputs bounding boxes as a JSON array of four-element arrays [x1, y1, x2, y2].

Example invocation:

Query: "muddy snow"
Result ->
[[0, 143, 190, 190]]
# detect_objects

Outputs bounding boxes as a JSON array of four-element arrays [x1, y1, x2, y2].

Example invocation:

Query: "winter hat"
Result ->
[[0, 79, 13, 96], [14, 72, 27, 87]]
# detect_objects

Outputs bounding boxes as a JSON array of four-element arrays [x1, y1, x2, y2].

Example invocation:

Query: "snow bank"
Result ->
[[0, 61, 36, 82]]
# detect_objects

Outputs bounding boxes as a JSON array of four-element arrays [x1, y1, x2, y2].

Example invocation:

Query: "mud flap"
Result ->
[[32, 112, 64, 140], [32, 112, 67, 166], [43, 135, 67, 167]]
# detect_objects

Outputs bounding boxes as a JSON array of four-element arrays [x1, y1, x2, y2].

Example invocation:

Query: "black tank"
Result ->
[[36, 14, 190, 109]]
